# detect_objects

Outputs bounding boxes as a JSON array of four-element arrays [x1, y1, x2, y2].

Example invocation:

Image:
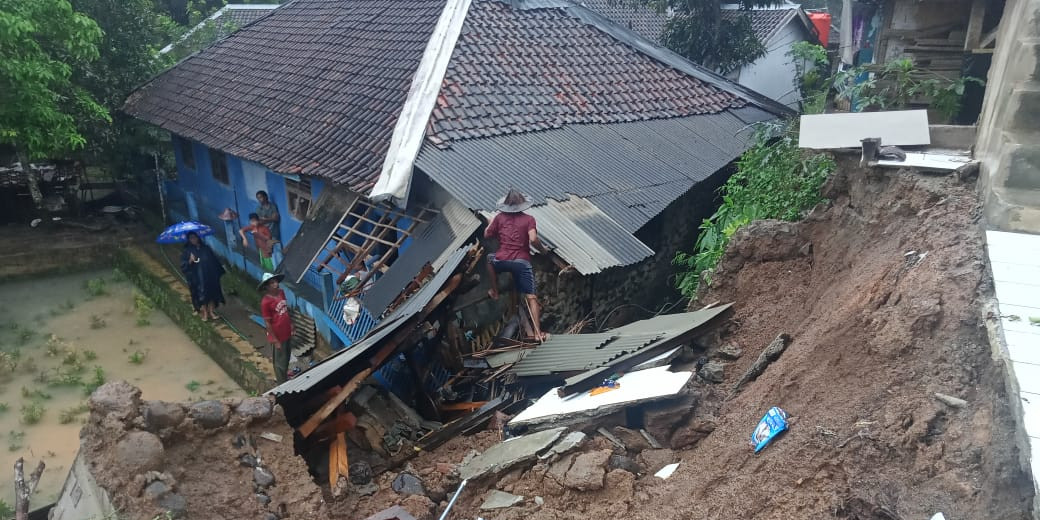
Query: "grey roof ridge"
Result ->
[[500, 0, 795, 117]]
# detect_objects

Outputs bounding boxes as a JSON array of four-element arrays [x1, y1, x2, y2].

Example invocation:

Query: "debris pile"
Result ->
[[78, 381, 326, 519]]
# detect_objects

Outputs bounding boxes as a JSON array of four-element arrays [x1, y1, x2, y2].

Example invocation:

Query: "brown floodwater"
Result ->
[[0, 270, 244, 509]]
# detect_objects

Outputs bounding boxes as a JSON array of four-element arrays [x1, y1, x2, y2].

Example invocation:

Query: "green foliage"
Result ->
[[20, 402, 45, 424], [84, 349, 98, 360], [0, 0, 110, 158], [59, 403, 89, 424], [0, 402, 8, 413], [85, 276, 108, 297], [788, 42, 830, 114], [21, 386, 52, 400], [0, 499, 14, 520], [834, 58, 985, 122], [127, 349, 148, 364], [674, 120, 835, 296], [82, 365, 105, 395], [633, 0, 769, 73], [185, 380, 201, 392], [134, 290, 155, 326]]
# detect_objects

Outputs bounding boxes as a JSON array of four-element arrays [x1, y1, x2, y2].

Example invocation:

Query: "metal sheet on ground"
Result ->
[[798, 110, 931, 149]]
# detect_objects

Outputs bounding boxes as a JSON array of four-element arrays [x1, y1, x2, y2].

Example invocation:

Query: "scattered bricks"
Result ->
[[235, 397, 274, 420], [90, 381, 142, 421], [116, 431, 165, 475], [563, 449, 611, 491], [189, 400, 229, 429], [143, 401, 186, 431]]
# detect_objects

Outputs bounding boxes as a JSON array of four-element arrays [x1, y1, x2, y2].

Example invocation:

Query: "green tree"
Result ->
[[70, 0, 176, 173], [0, 0, 109, 159], [637, 0, 774, 73]]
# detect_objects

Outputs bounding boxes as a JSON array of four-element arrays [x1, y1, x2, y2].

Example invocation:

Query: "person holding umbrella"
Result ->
[[181, 231, 226, 321], [258, 273, 293, 383]]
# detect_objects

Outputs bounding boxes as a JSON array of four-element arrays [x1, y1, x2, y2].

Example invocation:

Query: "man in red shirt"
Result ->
[[259, 273, 293, 383], [485, 189, 550, 341]]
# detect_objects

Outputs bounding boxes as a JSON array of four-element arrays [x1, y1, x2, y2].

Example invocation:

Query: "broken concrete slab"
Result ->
[[799, 110, 930, 149], [542, 431, 586, 459], [459, 427, 565, 480], [480, 490, 524, 510]]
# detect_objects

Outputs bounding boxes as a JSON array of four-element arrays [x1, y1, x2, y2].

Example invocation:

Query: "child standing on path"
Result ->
[[259, 273, 293, 383]]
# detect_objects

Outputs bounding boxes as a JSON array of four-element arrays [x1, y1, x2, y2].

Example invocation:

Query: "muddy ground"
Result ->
[[75, 161, 1034, 520], [341, 162, 1034, 520]]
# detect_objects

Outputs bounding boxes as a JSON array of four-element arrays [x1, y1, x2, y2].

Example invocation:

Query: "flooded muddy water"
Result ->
[[0, 270, 244, 509]]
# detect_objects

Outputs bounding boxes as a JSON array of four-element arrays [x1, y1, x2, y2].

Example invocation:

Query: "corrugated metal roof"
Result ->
[[493, 304, 733, 378], [417, 108, 767, 237], [527, 197, 654, 275], [267, 245, 473, 396], [363, 200, 479, 317]]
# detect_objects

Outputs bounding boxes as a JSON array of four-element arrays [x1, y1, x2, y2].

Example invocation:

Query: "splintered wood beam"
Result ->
[[336, 433, 349, 480], [328, 437, 339, 490], [299, 367, 373, 438]]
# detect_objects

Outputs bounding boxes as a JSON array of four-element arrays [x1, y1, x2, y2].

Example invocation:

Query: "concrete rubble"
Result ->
[[459, 427, 566, 480]]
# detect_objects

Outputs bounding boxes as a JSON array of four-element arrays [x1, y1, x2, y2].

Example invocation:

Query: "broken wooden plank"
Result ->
[[299, 367, 373, 438], [328, 436, 340, 490], [418, 394, 511, 452], [336, 433, 350, 478], [439, 401, 488, 412]]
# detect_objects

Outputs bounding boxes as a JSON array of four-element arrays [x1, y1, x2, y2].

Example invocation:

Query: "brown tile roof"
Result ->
[[576, 0, 667, 41], [124, 0, 447, 191], [427, 0, 744, 145], [721, 7, 800, 43]]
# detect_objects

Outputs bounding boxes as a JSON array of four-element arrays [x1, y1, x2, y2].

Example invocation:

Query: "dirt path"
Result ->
[[397, 163, 1034, 520]]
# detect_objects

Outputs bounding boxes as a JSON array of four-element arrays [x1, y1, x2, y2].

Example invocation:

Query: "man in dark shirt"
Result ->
[[484, 189, 550, 341]]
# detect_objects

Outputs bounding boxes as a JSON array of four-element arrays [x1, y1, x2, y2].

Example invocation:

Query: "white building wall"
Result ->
[[734, 21, 808, 108]]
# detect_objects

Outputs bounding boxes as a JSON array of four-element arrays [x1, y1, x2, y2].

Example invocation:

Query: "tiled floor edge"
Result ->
[[984, 296, 1040, 517]]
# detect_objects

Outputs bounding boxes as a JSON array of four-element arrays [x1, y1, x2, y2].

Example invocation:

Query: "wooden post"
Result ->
[[964, 0, 986, 50], [14, 458, 45, 520], [299, 367, 373, 438]]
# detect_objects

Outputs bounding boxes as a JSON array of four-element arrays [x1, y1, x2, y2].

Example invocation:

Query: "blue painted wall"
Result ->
[[165, 136, 349, 348]]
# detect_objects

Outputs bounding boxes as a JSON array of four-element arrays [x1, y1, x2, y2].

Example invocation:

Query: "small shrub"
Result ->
[[134, 291, 154, 327], [82, 366, 106, 396], [0, 351, 18, 372], [50, 368, 84, 387], [59, 404, 90, 424], [20, 403, 45, 425], [0, 499, 13, 519], [45, 335, 66, 357], [111, 268, 128, 282], [7, 430, 25, 451], [84, 277, 108, 298], [62, 349, 80, 366], [83, 349, 98, 361], [127, 350, 149, 365], [0, 402, 8, 413], [21, 386, 51, 400], [90, 315, 107, 329], [185, 380, 201, 392]]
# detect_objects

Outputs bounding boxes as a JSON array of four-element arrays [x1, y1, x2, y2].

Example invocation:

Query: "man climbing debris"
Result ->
[[484, 189, 550, 342], [259, 272, 293, 383]]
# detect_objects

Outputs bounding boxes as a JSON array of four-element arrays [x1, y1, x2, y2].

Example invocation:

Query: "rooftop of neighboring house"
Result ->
[[574, 0, 668, 42], [720, 3, 815, 44], [125, 0, 791, 274], [159, 4, 280, 55]]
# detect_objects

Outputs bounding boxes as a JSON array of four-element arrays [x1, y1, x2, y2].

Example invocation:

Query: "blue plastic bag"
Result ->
[[751, 406, 788, 453]]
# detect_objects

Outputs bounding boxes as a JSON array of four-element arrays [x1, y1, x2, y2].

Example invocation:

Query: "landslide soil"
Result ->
[[426, 163, 1033, 520]]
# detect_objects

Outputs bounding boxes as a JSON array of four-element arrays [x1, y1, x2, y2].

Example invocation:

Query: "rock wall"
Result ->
[[65, 381, 327, 520], [533, 169, 729, 331]]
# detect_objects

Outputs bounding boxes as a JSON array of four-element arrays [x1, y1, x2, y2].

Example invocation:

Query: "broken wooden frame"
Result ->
[[314, 197, 438, 289]]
